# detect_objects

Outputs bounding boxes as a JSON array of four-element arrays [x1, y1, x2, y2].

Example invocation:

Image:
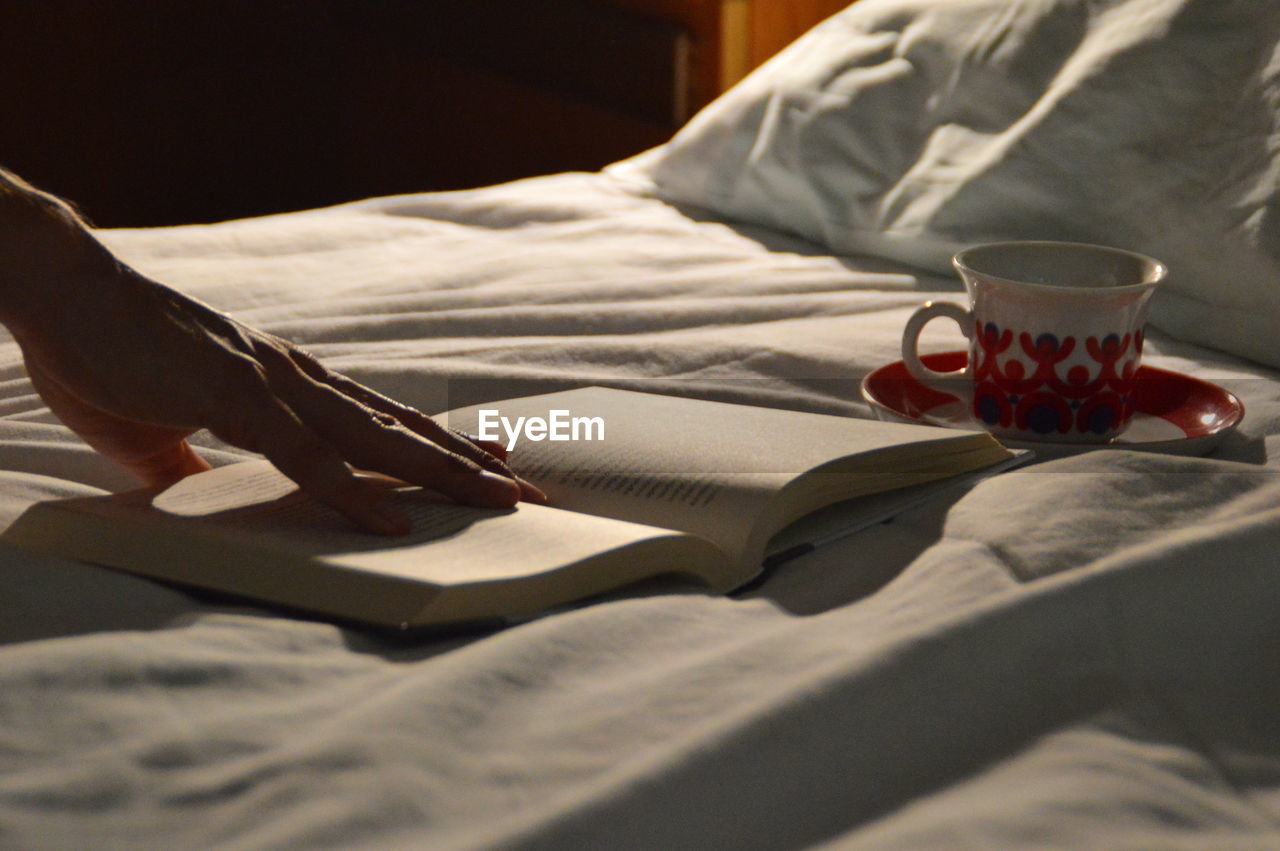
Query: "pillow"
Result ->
[[628, 0, 1280, 369]]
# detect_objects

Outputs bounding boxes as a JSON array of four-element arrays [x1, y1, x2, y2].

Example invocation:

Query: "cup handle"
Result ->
[[901, 301, 974, 397]]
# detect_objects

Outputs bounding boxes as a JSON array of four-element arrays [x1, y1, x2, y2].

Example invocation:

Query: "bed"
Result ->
[[3, 0, 1280, 847]]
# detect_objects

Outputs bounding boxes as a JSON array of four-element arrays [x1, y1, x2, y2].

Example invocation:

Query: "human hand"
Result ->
[[4, 219, 544, 535]]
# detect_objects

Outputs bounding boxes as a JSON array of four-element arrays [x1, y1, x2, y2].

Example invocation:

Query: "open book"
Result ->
[[3, 387, 1015, 629]]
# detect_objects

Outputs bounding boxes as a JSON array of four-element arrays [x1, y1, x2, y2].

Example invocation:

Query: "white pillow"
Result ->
[[633, 0, 1280, 368]]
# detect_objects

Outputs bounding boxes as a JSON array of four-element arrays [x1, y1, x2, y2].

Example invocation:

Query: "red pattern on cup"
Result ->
[[971, 321, 1143, 437]]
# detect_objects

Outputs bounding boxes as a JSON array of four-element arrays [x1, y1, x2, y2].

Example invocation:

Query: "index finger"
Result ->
[[285, 351, 544, 501]]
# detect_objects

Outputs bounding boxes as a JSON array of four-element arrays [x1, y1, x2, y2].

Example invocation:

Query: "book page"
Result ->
[[150, 460, 698, 585], [441, 387, 1003, 561]]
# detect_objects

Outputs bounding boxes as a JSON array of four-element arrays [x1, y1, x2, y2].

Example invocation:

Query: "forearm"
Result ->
[[0, 167, 120, 336]]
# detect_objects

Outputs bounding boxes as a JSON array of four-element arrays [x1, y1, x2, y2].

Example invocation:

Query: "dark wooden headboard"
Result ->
[[0, 1, 850, 226]]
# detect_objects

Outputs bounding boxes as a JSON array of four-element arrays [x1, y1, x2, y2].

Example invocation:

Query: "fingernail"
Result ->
[[479, 469, 522, 504], [517, 477, 550, 505]]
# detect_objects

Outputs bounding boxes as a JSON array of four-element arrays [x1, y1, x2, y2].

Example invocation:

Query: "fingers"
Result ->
[[265, 369, 528, 508], [212, 391, 419, 536], [288, 349, 499, 463], [240, 342, 545, 514], [459, 434, 509, 462], [284, 348, 545, 503], [131, 439, 214, 489]]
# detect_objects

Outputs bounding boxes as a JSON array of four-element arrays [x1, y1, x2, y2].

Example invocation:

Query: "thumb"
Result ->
[[127, 439, 213, 488]]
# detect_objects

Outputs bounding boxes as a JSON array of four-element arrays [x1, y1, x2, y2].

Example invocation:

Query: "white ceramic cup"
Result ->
[[901, 241, 1167, 443]]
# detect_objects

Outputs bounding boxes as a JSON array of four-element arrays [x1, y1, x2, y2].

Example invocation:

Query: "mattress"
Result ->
[[0, 170, 1277, 848]]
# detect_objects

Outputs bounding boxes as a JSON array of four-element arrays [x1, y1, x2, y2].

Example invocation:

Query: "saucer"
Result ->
[[861, 351, 1244, 456]]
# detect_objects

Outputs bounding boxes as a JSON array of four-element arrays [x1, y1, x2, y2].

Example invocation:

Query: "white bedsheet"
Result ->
[[1, 173, 1278, 848]]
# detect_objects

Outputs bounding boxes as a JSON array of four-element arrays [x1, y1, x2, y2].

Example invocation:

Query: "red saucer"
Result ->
[[861, 351, 1244, 456]]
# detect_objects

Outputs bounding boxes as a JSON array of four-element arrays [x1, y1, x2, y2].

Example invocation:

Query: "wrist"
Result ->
[[0, 194, 121, 337]]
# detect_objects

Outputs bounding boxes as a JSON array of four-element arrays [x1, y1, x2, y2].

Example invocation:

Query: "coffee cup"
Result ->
[[901, 241, 1166, 443]]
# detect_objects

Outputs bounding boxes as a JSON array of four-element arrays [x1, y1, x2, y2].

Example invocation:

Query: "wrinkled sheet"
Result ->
[[1, 173, 1279, 849]]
